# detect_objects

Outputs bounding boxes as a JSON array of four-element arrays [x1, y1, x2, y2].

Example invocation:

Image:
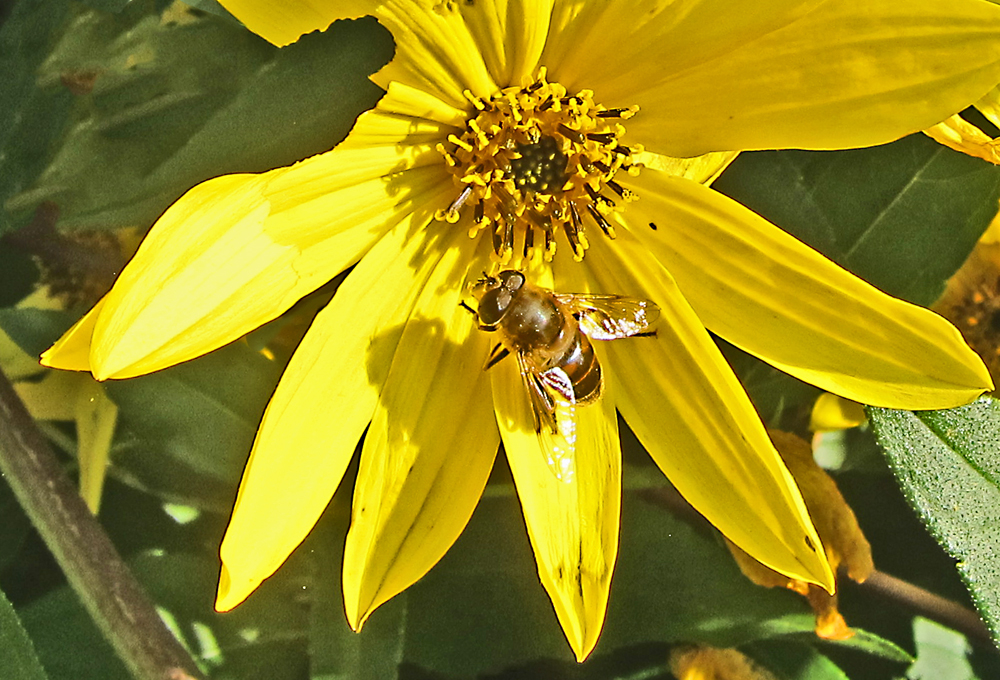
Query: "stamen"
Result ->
[[606, 179, 635, 201], [447, 186, 473, 215], [557, 123, 586, 145], [434, 70, 642, 260], [586, 203, 616, 239], [523, 225, 535, 260], [586, 132, 617, 145], [585, 184, 615, 208]]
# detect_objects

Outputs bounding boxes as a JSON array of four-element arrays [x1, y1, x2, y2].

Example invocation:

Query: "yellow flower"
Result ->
[[923, 0, 1000, 163], [41, 0, 999, 661]]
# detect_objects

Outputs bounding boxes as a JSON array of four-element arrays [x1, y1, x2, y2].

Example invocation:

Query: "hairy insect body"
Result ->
[[494, 284, 602, 405], [471, 270, 658, 481]]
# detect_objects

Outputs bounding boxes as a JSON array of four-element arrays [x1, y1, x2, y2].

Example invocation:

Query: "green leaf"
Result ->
[[18, 586, 130, 680], [713, 133, 1000, 307], [0, 308, 76, 358], [398, 491, 811, 676], [907, 617, 979, 680], [5, 5, 393, 234], [868, 399, 1000, 647], [0, 586, 49, 680], [821, 627, 914, 665], [307, 498, 406, 680], [0, 0, 73, 236], [0, 305, 278, 509], [105, 340, 281, 509], [744, 639, 848, 680], [0, 476, 31, 574], [130, 551, 310, 679]]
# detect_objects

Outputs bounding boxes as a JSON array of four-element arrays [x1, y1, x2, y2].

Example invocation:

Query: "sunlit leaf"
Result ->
[[906, 617, 979, 680], [869, 399, 1000, 646]]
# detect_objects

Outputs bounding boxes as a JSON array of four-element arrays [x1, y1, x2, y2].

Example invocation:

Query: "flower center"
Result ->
[[435, 68, 642, 263]]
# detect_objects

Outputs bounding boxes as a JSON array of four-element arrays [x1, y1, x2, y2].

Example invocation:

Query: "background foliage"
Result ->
[[2, 1, 1000, 678]]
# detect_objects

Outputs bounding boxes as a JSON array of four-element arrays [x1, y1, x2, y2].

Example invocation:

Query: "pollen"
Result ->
[[434, 68, 642, 263]]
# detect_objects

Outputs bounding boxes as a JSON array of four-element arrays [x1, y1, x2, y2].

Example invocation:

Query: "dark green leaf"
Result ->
[[868, 399, 1000, 646], [0, 475, 31, 574], [19, 585, 130, 680], [5, 6, 392, 234], [744, 639, 848, 680], [0, 0, 73, 236], [400, 491, 811, 677], [0, 585, 49, 680], [307, 493, 405, 680], [105, 340, 281, 509], [0, 308, 76, 357], [820, 627, 913, 664], [131, 550, 310, 679]]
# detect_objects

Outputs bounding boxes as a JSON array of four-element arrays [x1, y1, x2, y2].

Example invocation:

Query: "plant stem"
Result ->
[[0, 368, 203, 680], [859, 570, 994, 648]]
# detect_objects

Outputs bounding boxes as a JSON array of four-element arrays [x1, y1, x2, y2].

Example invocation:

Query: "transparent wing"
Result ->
[[556, 293, 660, 340], [516, 353, 577, 482]]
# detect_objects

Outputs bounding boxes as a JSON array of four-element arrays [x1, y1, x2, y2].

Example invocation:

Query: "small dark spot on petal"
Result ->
[[805, 535, 816, 551], [648, 221, 658, 230]]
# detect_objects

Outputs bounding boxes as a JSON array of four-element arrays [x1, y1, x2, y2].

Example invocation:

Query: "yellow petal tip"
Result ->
[[214, 564, 254, 613]]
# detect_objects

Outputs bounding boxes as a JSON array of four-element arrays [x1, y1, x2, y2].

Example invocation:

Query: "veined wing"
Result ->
[[557, 293, 660, 340], [516, 352, 577, 483]]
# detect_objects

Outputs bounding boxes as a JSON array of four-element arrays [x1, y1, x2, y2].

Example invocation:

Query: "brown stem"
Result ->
[[0, 368, 203, 680], [858, 570, 995, 649]]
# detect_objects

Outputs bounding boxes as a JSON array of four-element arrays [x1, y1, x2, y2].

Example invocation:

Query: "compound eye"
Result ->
[[498, 270, 525, 293], [477, 288, 512, 326]]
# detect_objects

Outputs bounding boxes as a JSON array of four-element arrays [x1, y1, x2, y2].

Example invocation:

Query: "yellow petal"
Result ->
[[624, 172, 993, 409], [492, 344, 621, 662], [217, 0, 375, 47], [624, 0, 1000, 157], [14, 370, 81, 421], [40, 296, 106, 372], [810, 393, 867, 432], [343, 234, 499, 629], [924, 114, 1000, 164], [372, 0, 499, 107], [74, 381, 117, 515], [216, 207, 458, 612], [87, 109, 451, 380], [583, 233, 834, 594], [454, 0, 552, 87], [542, 0, 821, 98], [375, 81, 469, 128], [630, 150, 740, 186], [974, 84, 1000, 131]]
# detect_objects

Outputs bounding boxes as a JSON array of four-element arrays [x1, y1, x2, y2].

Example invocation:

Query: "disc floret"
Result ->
[[435, 68, 642, 263]]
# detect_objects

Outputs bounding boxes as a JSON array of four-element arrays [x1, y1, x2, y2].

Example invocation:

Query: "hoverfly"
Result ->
[[469, 270, 659, 481]]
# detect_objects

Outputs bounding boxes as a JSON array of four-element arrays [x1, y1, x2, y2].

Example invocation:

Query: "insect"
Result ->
[[469, 270, 659, 481]]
